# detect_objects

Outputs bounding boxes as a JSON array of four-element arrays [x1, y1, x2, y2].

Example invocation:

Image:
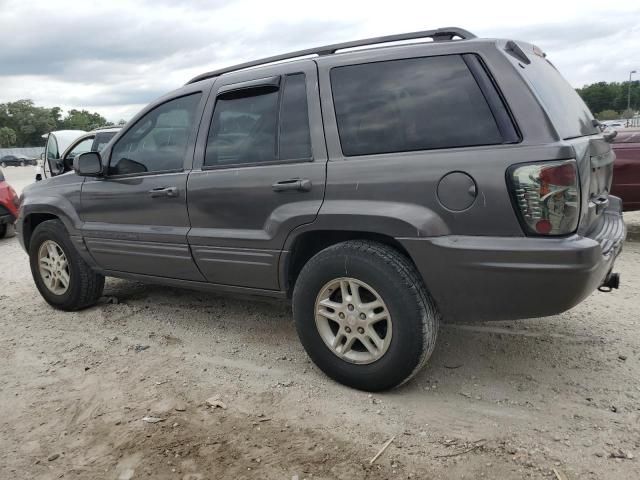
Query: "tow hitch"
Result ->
[[598, 272, 620, 292]]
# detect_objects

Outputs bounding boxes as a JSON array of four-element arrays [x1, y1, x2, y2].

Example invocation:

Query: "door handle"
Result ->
[[148, 186, 179, 198], [271, 178, 312, 192]]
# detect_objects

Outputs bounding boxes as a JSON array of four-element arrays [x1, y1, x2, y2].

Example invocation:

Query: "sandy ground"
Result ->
[[1, 166, 639, 479]]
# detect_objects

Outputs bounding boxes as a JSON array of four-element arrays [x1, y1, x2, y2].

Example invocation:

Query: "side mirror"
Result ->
[[74, 152, 103, 177]]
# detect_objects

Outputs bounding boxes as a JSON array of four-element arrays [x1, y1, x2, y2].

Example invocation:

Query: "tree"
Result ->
[[596, 109, 620, 121], [0, 126, 17, 147], [622, 108, 635, 120], [61, 109, 108, 131], [577, 80, 640, 114], [0, 99, 57, 147]]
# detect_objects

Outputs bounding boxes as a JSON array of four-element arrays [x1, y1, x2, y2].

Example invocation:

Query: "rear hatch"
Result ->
[[509, 43, 615, 237]]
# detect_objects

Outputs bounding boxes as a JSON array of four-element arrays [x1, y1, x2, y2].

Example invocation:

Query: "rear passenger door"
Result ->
[[187, 61, 327, 290]]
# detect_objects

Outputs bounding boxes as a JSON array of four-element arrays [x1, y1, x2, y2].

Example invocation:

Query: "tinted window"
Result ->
[[331, 55, 503, 156], [110, 93, 201, 175], [279, 74, 312, 160], [92, 131, 118, 152], [515, 51, 598, 139], [205, 73, 311, 167]]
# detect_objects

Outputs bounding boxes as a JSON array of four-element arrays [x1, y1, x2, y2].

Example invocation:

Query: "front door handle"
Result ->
[[271, 178, 312, 192], [148, 186, 179, 198]]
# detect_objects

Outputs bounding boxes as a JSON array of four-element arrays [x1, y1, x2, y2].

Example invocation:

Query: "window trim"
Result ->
[[329, 53, 520, 158], [106, 92, 203, 179], [202, 72, 314, 171]]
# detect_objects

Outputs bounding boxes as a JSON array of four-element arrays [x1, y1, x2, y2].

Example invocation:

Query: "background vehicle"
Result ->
[[17, 28, 625, 391], [42, 127, 122, 179], [36, 130, 86, 181], [611, 128, 640, 211], [0, 155, 37, 167], [0, 168, 19, 238]]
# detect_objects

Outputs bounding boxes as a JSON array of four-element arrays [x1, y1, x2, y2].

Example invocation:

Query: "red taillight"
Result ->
[[9, 186, 20, 208], [509, 160, 580, 236], [539, 163, 576, 187]]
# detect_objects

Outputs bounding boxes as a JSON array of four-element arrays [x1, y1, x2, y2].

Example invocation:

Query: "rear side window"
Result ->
[[110, 93, 202, 176], [205, 73, 312, 167], [331, 55, 503, 156], [514, 50, 598, 140]]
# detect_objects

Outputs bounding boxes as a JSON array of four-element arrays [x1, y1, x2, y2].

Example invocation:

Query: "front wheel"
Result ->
[[29, 219, 105, 310], [293, 240, 439, 391]]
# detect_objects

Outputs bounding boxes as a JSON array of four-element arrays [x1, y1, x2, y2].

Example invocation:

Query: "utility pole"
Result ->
[[628, 70, 637, 127]]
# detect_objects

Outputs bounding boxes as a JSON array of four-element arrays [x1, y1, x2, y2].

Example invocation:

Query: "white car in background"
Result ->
[[36, 127, 122, 181]]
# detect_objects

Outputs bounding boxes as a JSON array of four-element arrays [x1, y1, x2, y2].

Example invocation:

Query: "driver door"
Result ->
[[79, 89, 208, 281]]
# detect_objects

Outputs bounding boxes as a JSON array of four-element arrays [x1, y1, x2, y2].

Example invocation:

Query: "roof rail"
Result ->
[[186, 27, 476, 84]]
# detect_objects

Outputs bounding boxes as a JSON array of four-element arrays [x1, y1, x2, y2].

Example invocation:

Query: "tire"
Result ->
[[20, 160, 25, 166], [29, 219, 104, 311], [293, 240, 439, 391], [0, 224, 6, 238]]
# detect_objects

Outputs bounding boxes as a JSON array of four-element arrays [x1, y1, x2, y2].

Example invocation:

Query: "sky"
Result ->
[[0, 0, 638, 122]]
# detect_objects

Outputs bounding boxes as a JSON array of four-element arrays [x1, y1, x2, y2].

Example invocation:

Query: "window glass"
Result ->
[[66, 137, 94, 158], [110, 93, 201, 175], [279, 74, 312, 160], [515, 52, 598, 139], [205, 89, 278, 166], [46, 134, 59, 160], [92, 131, 118, 152], [205, 73, 311, 167], [330, 55, 503, 156]]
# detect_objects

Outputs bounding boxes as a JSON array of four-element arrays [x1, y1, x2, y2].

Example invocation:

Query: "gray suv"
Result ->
[[17, 28, 625, 391]]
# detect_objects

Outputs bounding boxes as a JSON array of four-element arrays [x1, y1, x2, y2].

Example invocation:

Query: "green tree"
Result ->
[[577, 81, 640, 114], [0, 126, 17, 147], [596, 109, 620, 121], [61, 109, 108, 131], [0, 99, 58, 147], [622, 108, 635, 120]]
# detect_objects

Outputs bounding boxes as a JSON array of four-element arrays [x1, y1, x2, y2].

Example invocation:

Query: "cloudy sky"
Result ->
[[1, 0, 638, 122]]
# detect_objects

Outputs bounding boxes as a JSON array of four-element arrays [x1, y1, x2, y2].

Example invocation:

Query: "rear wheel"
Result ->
[[0, 224, 7, 238], [293, 240, 439, 391], [29, 220, 104, 310]]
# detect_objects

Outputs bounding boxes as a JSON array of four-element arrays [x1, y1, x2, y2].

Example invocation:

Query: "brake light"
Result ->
[[509, 160, 580, 236], [9, 186, 20, 208]]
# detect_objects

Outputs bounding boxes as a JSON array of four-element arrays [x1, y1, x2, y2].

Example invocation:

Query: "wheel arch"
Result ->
[[281, 229, 418, 296]]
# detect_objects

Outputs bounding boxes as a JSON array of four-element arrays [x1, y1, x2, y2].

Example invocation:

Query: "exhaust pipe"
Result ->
[[598, 272, 620, 292]]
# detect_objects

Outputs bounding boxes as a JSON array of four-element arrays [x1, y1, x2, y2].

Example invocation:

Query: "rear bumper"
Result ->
[[399, 198, 625, 322]]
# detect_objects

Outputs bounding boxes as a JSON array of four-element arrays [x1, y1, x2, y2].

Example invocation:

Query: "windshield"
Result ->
[[511, 45, 598, 140]]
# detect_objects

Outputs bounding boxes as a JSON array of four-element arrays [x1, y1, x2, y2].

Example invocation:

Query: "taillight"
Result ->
[[9, 186, 20, 208], [509, 160, 580, 236]]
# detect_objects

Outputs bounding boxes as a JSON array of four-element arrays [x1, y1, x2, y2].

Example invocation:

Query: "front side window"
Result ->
[[205, 73, 311, 167], [330, 55, 503, 156], [110, 93, 202, 175], [66, 137, 94, 159]]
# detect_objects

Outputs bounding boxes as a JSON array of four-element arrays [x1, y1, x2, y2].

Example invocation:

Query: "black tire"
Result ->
[[293, 240, 439, 391], [29, 219, 104, 311], [0, 224, 7, 238]]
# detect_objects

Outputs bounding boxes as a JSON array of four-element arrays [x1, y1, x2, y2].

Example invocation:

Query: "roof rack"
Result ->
[[186, 27, 476, 84]]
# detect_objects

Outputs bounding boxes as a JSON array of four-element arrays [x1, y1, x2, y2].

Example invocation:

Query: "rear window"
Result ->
[[330, 55, 503, 156], [514, 48, 598, 139]]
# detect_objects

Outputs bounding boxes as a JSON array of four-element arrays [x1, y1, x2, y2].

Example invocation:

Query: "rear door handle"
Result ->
[[271, 178, 312, 192], [148, 186, 179, 198]]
